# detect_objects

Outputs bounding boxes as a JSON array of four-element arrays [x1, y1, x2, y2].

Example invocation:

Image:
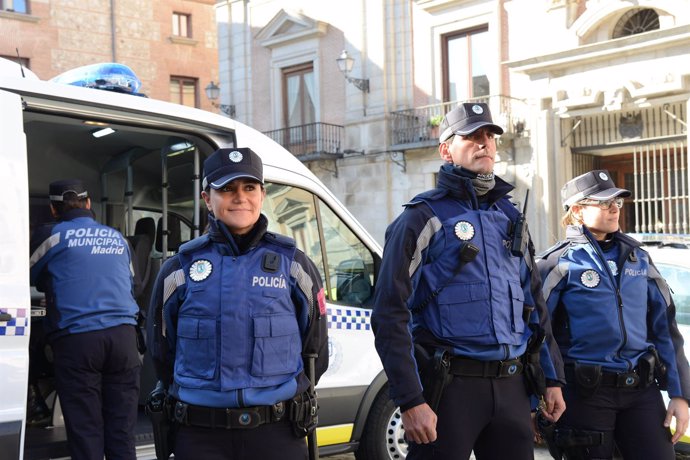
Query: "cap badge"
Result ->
[[581, 269, 600, 288], [454, 221, 475, 241], [228, 150, 243, 163], [607, 260, 618, 276], [189, 259, 213, 282], [599, 172, 609, 181], [471, 104, 484, 114]]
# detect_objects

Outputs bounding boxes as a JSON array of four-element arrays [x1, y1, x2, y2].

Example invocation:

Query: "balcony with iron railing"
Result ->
[[390, 95, 528, 150], [263, 122, 344, 162]]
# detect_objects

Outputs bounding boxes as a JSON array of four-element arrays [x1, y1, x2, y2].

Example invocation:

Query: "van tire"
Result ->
[[355, 388, 407, 460]]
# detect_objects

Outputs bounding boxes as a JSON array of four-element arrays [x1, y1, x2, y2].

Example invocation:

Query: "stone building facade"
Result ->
[[216, 0, 690, 250], [0, 0, 218, 109]]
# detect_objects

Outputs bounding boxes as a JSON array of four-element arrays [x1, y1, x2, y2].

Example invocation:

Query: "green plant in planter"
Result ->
[[428, 114, 444, 127]]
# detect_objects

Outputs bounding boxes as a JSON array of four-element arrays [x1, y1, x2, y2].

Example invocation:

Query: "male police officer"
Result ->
[[372, 103, 566, 459], [148, 147, 328, 460], [30, 179, 141, 460]]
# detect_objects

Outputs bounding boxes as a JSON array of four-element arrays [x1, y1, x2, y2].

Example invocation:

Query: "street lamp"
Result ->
[[336, 50, 369, 93], [204, 81, 235, 117]]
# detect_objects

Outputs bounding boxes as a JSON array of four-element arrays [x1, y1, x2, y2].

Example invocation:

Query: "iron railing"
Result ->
[[563, 102, 687, 151], [389, 95, 528, 149], [263, 122, 344, 161]]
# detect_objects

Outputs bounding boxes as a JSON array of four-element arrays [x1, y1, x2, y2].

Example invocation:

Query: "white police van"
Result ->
[[0, 58, 406, 460]]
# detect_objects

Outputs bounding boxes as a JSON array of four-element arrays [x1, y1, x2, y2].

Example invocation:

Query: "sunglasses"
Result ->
[[578, 197, 624, 210]]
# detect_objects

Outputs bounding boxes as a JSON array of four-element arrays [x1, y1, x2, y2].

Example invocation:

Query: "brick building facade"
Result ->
[[0, 0, 218, 110]]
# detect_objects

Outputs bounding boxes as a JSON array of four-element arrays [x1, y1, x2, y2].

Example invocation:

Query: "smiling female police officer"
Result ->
[[148, 147, 328, 460], [537, 170, 690, 459]]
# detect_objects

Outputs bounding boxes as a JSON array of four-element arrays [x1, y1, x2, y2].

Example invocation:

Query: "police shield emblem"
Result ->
[[607, 260, 618, 276], [454, 221, 475, 241], [581, 269, 600, 288], [189, 259, 213, 281], [228, 150, 243, 163]]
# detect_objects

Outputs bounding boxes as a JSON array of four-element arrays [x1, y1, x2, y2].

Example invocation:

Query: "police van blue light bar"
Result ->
[[50, 63, 145, 96]]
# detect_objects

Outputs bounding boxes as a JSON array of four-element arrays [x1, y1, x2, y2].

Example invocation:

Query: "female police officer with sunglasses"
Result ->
[[537, 170, 690, 459]]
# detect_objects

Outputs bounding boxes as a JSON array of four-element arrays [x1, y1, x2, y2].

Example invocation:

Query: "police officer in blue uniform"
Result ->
[[537, 170, 690, 459], [30, 179, 141, 460], [372, 103, 566, 460], [149, 147, 328, 460]]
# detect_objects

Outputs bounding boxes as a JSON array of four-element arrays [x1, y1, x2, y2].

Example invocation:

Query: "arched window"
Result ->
[[612, 8, 660, 38]]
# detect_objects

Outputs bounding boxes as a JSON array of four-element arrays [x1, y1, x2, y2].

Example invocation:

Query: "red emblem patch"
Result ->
[[317, 288, 326, 316]]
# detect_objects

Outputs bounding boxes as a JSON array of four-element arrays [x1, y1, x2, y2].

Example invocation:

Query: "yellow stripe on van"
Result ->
[[316, 424, 354, 446]]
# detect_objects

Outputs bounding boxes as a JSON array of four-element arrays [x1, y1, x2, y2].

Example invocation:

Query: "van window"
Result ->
[[318, 200, 374, 307], [656, 263, 690, 326], [263, 182, 375, 307]]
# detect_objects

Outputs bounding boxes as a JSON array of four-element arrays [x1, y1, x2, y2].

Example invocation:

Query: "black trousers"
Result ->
[[51, 324, 141, 460], [173, 417, 308, 460], [407, 374, 534, 460], [557, 383, 675, 460]]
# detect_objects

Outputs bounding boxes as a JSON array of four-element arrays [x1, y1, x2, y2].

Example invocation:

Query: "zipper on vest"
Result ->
[[587, 233, 632, 370]]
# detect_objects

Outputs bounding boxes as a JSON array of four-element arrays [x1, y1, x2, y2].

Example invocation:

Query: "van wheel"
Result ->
[[356, 389, 407, 460]]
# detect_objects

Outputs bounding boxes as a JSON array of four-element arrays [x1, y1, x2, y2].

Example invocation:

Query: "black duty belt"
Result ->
[[174, 400, 287, 429], [564, 366, 641, 389], [449, 356, 524, 378], [600, 370, 640, 388]]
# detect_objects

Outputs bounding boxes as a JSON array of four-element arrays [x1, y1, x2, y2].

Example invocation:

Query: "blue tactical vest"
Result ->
[[173, 234, 303, 394], [412, 195, 526, 347], [29, 214, 139, 339]]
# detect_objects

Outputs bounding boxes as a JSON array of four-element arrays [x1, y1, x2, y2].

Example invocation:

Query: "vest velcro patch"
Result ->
[[262, 252, 280, 273]]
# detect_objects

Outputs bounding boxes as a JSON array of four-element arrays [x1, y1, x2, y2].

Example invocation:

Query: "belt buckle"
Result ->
[[616, 372, 639, 388], [227, 408, 261, 429], [498, 360, 521, 377]]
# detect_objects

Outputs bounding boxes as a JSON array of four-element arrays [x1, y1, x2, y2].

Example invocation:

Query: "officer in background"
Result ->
[[537, 170, 690, 459], [149, 147, 328, 460], [30, 179, 141, 460], [372, 103, 566, 460]]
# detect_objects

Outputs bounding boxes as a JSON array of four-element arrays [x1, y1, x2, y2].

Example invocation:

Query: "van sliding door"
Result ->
[[0, 89, 31, 460]]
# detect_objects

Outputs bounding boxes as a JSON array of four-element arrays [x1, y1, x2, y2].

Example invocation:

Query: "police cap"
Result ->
[[49, 179, 88, 202], [202, 147, 263, 190], [439, 102, 504, 143], [561, 170, 631, 210]]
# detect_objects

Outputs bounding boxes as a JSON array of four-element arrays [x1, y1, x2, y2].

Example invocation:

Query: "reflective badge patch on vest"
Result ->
[[454, 221, 475, 241], [607, 260, 618, 276], [581, 269, 600, 288], [189, 259, 213, 282]]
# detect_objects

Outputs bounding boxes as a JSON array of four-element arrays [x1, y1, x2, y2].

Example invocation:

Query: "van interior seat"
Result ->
[[127, 217, 156, 300], [155, 215, 183, 253]]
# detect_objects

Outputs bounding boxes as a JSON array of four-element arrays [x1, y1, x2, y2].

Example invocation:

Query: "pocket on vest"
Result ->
[[251, 314, 300, 377], [437, 282, 490, 338], [176, 316, 217, 380], [509, 280, 525, 333]]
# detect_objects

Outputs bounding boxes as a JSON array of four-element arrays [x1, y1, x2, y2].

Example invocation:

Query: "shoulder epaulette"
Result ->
[[536, 240, 569, 260], [495, 197, 520, 220], [405, 187, 448, 207], [263, 232, 296, 249], [178, 234, 211, 254], [615, 231, 642, 248]]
